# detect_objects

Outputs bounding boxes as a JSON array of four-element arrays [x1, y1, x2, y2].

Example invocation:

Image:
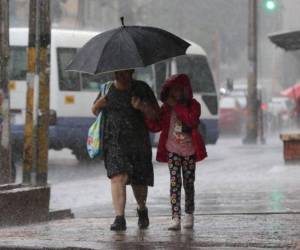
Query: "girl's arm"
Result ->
[[144, 107, 165, 132], [173, 99, 200, 128], [144, 117, 162, 133]]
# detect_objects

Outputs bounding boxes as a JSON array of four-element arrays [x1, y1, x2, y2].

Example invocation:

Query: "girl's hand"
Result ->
[[167, 96, 177, 107]]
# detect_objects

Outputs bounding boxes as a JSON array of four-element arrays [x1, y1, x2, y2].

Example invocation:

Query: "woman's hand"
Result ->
[[131, 96, 142, 110], [132, 96, 159, 120], [92, 96, 107, 115]]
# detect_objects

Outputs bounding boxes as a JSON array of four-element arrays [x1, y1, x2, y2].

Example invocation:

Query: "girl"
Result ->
[[146, 74, 207, 230]]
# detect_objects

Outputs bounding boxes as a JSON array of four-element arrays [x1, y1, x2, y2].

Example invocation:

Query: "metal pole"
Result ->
[[244, 0, 258, 144], [23, 0, 37, 184], [36, 0, 50, 185], [0, 0, 11, 184], [258, 90, 266, 144]]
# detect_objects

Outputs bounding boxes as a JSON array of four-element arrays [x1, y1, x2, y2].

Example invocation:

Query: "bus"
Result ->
[[9, 28, 219, 161]]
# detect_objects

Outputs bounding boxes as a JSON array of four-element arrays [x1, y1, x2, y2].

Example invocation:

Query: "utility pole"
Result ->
[[244, 0, 258, 144], [212, 31, 221, 89], [23, 0, 37, 184], [23, 0, 41, 186], [31, 0, 41, 186], [36, 0, 50, 185], [0, 0, 11, 184]]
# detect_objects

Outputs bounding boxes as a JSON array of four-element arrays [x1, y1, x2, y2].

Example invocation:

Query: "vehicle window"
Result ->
[[81, 72, 114, 91], [58, 47, 115, 91], [176, 55, 216, 93], [8, 46, 27, 81], [220, 97, 236, 108], [134, 62, 167, 97], [135, 66, 155, 89], [57, 48, 81, 91], [237, 97, 247, 108]]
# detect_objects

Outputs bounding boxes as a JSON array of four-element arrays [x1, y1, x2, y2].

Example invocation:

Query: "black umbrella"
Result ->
[[66, 18, 190, 74]]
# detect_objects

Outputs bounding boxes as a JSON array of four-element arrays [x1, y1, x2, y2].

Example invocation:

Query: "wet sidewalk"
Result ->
[[6, 138, 300, 249], [0, 212, 300, 249]]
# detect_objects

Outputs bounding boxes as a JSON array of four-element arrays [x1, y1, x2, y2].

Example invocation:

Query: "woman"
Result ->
[[92, 69, 159, 231]]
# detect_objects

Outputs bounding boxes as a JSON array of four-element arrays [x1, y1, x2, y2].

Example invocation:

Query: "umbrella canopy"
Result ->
[[281, 83, 300, 99], [66, 21, 190, 74], [269, 30, 300, 51]]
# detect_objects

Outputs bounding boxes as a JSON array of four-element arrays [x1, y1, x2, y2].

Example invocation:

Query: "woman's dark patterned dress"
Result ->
[[102, 80, 155, 186]]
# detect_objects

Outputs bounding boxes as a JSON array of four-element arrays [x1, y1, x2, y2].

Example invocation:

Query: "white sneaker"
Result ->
[[183, 214, 194, 229], [168, 217, 181, 231]]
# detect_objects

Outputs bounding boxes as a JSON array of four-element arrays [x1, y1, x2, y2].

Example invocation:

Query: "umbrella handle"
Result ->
[[120, 16, 125, 27]]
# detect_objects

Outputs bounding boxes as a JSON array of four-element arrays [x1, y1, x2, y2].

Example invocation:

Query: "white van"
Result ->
[[10, 28, 101, 160], [9, 28, 218, 161]]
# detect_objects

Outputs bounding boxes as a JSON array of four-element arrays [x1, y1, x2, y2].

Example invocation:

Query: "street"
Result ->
[[42, 136, 300, 218], [0, 136, 298, 249]]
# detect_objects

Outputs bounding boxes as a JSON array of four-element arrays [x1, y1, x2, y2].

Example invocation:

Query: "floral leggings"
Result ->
[[168, 152, 196, 219]]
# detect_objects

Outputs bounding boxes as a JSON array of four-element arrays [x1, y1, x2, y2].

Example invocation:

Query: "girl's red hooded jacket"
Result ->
[[145, 74, 207, 163]]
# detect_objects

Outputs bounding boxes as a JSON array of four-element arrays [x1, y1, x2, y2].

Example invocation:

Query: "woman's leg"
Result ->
[[182, 155, 196, 214], [132, 185, 148, 209], [111, 173, 128, 216], [168, 153, 182, 219], [132, 184, 149, 229]]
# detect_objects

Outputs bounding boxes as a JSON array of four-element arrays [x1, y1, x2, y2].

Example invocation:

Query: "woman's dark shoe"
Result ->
[[110, 216, 126, 231], [137, 207, 149, 229]]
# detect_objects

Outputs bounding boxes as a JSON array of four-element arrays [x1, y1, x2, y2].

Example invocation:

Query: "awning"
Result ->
[[269, 30, 300, 51]]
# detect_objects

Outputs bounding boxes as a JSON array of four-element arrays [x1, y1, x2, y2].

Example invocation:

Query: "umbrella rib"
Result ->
[[67, 26, 190, 74], [96, 28, 145, 72], [122, 28, 145, 66], [95, 28, 126, 73]]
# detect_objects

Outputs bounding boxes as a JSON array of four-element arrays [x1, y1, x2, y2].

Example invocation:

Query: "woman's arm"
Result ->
[[131, 81, 160, 120], [173, 99, 201, 128], [92, 95, 107, 116], [131, 95, 163, 132]]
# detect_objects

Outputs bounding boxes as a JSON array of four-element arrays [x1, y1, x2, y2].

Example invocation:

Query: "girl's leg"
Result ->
[[168, 152, 182, 219], [111, 173, 128, 216], [182, 155, 196, 215]]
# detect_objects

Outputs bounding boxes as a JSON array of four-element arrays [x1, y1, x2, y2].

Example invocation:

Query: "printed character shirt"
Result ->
[[166, 111, 195, 156]]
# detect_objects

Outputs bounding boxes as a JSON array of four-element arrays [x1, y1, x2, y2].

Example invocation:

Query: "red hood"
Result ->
[[160, 74, 193, 102]]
